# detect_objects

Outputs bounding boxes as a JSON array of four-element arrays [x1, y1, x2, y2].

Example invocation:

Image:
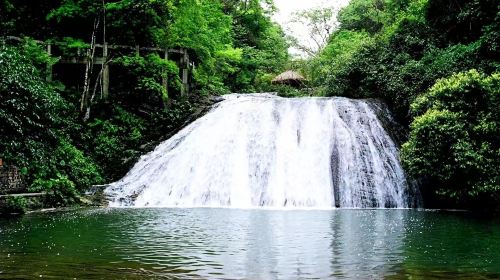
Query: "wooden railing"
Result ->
[[1, 36, 192, 96]]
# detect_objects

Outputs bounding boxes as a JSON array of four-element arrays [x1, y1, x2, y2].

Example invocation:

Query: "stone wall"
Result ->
[[0, 165, 26, 194]]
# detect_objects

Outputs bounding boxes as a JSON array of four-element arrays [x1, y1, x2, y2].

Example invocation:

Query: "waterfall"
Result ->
[[105, 94, 417, 208]]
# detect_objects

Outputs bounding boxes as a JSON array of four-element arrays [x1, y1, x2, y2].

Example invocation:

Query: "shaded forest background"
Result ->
[[0, 0, 498, 210]]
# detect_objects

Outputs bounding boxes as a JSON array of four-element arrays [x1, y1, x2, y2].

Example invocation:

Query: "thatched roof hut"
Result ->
[[272, 70, 306, 88]]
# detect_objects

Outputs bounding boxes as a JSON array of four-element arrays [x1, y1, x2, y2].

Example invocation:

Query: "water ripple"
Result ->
[[0, 208, 499, 279]]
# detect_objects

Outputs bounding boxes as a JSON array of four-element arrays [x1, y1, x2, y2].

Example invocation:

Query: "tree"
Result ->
[[289, 6, 339, 56], [219, 0, 289, 92], [401, 70, 500, 207], [337, 0, 387, 35]]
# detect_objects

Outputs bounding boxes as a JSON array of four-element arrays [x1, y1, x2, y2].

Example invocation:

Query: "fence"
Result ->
[[2, 36, 193, 96]]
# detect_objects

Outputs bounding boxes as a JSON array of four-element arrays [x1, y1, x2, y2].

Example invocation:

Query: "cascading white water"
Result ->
[[105, 94, 416, 208]]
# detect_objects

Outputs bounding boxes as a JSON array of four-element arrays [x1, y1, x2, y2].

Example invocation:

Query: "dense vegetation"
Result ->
[[402, 71, 499, 208], [0, 0, 289, 211], [305, 0, 499, 208]]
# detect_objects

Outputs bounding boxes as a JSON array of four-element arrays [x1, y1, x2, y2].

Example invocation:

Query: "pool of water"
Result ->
[[0, 208, 499, 279]]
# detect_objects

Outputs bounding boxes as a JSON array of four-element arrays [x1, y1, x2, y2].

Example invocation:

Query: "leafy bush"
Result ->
[[84, 107, 145, 180], [271, 85, 310, 98], [30, 175, 80, 206], [3, 196, 28, 214], [57, 37, 90, 57], [337, 0, 385, 35], [0, 45, 64, 171], [402, 70, 499, 206], [1, 45, 103, 198], [115, 54, 180, 106], [147, 99, 194, 139], [53, 139, 104, 191]]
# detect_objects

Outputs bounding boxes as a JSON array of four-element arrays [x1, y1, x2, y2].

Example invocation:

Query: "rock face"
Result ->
[[135, 94, 224, 155], [105, 94, 420, 209], [0, 165, 26, 194]]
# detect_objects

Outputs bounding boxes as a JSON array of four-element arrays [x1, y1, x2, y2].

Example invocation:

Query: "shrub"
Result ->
[[30, 175, 79, 206], [115, 53, 181, 107], [1, 45, 104, 198], [3, 196, 28, 214], [402, 70, 500, 206], [0, 44, 67, 181]]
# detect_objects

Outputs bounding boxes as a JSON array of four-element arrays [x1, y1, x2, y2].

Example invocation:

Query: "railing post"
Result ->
[[162, 49, 168, 94], [103, 42, 109, 98], [46, 43, 52, 82], [181, 49, 189, 96]]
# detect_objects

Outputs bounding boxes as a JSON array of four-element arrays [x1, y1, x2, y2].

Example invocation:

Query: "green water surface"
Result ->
[[0, 208, 499, 279]]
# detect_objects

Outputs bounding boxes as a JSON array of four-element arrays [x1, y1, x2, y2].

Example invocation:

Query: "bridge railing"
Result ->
[[1, 36, 192, 96]]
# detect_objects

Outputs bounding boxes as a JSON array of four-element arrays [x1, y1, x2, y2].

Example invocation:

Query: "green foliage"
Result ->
[[57, 37, 90, 56], [48, 0, 174, 46], [273, 85, 309, 98], [0, 45, 64, 169], [319, 0, 498, 124], [223, 0, 276, 48], [215, 48, 243, 76], [305, 30, 371, 88], [0, 45, 103, 199], [338, 0, 387, 34], [169, 0, 232, 59], [147, 99, 194, 139], [53, 139, 104, 191], [18, 38, 60, 71], [0, 0, 16, 33], [116, 54, 179, 105], [220, 1, 289, 93], [3, 196, 28, 214], [0, 0, 59, 39], [4, 0, 289, 95], [31, 175, 80, 206], [425, 0, 498, 44], [83, 107, 146, 179], [402, 70, 499, 205], [167, 0, 235, 93]]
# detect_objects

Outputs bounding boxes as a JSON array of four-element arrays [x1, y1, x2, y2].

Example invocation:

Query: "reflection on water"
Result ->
[[0, 209, 499, 279], [329, 210, 407, 279]]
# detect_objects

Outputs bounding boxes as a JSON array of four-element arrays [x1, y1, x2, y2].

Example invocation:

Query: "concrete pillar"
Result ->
[[181, 49, 189, 96], [162, 49, 168, 94], [46, 44, 52, 82], [182, 69, 189, 96], [102, 42, 109, 98]]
